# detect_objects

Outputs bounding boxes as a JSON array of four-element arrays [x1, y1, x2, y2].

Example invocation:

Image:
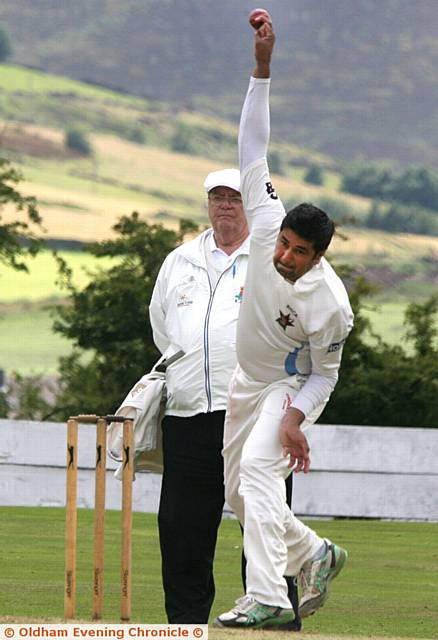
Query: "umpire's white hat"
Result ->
[[204, 168, 241, 193]]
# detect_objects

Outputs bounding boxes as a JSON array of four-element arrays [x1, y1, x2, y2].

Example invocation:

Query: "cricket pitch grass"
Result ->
[[0, 507, 436, 639]]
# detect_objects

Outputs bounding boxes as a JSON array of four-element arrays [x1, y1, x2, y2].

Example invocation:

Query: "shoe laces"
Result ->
[[233, 595, 256, 614]]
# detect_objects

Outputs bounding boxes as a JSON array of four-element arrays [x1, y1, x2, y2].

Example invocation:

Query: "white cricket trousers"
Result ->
[[223, 365, 326, 609]]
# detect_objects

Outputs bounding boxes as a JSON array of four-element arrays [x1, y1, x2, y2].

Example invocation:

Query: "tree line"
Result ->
[[341, 164, 438, 211], [308, 163, 438, 236], [293, 162, 438, 237], [51, 216, 438, 428], [1, 158, 437, 427]]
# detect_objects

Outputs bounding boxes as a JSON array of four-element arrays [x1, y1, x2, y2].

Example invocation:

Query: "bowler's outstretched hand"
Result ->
[[279, 408, 311, 473], [253, 14, 275, 78]]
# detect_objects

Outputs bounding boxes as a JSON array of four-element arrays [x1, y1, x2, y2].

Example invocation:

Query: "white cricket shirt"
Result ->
[[237, 157, 354, 416]]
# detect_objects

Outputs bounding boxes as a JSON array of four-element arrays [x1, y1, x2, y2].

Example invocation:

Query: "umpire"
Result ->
[[149, 168, 249, 623]]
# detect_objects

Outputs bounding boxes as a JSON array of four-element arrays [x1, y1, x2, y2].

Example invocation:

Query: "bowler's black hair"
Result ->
[[280, 203, 335, 254]]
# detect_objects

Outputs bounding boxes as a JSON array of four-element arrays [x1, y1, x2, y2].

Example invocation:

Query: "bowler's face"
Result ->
[[273, 228, 322, 283]]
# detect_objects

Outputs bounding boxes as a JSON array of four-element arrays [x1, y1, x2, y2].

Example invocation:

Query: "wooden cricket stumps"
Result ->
[[64, 418, 78, 620], [92, 417, 107, 620], [64, 414, 134, 622], [120, 419, 134, 622]]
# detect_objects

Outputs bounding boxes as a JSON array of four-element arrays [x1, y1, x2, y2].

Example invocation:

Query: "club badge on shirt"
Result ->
[[177, 293, 193, 308], [276, 309, 294, 330]]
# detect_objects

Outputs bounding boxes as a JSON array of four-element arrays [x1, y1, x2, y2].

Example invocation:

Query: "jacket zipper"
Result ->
[[203, 261, 237, 412]]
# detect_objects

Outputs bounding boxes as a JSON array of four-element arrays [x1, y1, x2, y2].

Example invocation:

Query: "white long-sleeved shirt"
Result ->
[[237, 77, 354, 417]]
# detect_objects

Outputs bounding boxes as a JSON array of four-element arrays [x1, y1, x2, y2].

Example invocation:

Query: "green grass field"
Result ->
[[362, 302, 409, 347], [0, 307, 73, 373], [0, 250, 111, 373], [0, 250, 119, 302], [0, 507, 437, 639], [0, 250, 115, 374]]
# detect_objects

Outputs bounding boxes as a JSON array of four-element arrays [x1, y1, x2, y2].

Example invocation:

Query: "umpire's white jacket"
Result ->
[[149, 229, 249, 417]]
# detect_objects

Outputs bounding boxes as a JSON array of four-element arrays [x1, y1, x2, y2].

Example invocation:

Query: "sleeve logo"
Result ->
[[327, 338, 347, 353]]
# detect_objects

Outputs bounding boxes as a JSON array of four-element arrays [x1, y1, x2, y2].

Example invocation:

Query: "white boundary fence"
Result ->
[[0, 419, 437, 520]]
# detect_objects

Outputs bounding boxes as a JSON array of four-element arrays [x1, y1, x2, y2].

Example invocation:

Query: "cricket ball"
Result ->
[[248, 8, 272, 30]]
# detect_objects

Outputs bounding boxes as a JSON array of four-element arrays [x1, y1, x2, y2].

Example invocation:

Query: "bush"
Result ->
[[125, 124, 147, 144], [0, 27, 13, 62], [304, 165, 324, 185], [65, 127, 92, 156], [392, 167, 438, 211], [170, 123, 194, 153]]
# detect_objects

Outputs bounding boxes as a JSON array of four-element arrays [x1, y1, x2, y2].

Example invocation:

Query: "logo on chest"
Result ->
[[276, 309, 295, 331], [177, 293, 193, 308]]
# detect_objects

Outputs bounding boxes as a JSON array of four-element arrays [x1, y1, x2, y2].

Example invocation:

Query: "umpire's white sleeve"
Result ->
[[149, 263, 170, 355], [239, 77, 271, 172]]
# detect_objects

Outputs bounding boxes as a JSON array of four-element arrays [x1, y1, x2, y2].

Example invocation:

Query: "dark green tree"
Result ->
[[51, 212, 198, 418], [171, 123, 194, 154], [0, 158, 43, 271], [65, 127, 92, 156], [0, 158, 44, 418], [392, 167, 438, 211], [366, 200, 438, 236], [0, 27, 13, 62], [341, 162, 393, 199], [342, 162, 438, 212], [304, 165, 324, 186]]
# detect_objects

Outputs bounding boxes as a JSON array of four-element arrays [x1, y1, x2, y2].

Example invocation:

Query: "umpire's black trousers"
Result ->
[[158, 411, 225, 623]]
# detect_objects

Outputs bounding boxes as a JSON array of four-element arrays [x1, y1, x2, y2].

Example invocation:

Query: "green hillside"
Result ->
[[0, 62, 437, 377], [0, 63, 370, 242], [0, 62, 329, 166], [0, 0, 437, 166], [0, 63, 436, 291]]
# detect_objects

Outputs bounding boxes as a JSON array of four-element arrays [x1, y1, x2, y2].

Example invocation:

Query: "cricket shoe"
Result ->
[[214, 595, 295, 629], [298, 540, 348, 618]]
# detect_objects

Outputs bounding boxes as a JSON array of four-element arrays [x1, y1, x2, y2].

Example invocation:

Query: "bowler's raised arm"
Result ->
[[238, 17, 275, 172]]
